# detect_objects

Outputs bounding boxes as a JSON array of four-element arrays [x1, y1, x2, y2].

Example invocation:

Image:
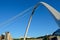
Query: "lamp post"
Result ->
[[24, 2, 60, 40]]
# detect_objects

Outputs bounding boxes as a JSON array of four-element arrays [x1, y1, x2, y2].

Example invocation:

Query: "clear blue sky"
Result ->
[[0, 0, 60, 38]]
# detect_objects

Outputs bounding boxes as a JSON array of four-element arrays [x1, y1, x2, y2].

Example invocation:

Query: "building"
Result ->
[[5, 32, 13, 40], [36, 29, 60, 40], [0, 32, 13, 40], [0, 29, 60, 40]]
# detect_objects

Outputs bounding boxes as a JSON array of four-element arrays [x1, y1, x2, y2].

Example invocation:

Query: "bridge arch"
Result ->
[[24, 2, 60, 40]]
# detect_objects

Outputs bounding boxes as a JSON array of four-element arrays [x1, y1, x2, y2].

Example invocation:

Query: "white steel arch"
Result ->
[[24, 2, 60, 40]]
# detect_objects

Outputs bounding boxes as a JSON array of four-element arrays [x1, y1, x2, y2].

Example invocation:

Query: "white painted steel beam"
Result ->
[[24, 2, 60, 40]]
